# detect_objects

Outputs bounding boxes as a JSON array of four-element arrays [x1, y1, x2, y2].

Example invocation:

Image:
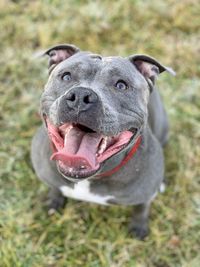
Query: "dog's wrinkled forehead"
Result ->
[[44, 44, 175, 89], [51, 52, 140, 83]]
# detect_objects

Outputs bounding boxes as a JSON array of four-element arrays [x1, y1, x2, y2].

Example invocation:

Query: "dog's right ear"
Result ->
[[43, 44, 80, 74]]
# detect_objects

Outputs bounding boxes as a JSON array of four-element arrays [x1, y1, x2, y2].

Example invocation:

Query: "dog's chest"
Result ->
[[60, 180, 113, 205]]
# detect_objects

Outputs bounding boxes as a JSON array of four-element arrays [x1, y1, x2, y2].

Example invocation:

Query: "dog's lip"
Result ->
[[129, 127, 138, 135], [42, 113, 138, 135], [62, 130, 138, 180], [57, 160, 98, 180], [44, 117, 138, 180], [56, 127, 139, 180]]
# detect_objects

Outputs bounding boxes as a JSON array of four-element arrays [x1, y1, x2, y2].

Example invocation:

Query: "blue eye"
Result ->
[[115, 80, 128, 90], [62, 72, 71, 81]]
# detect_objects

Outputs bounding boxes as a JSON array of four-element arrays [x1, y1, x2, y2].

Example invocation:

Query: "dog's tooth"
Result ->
[[98, 137, 108, 154], [80, 165, 86, 169]]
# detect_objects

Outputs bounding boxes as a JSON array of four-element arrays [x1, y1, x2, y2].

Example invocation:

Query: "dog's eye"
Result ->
[[62, 72, 71, 81], [115, 80, 128, 90]]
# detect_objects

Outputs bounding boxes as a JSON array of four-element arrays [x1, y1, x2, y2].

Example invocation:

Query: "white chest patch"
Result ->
[[60, 180, 113, 205]]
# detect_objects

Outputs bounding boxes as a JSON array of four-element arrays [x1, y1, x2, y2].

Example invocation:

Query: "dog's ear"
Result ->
[[129, 55, 175, 91], [43, 44, 80, 74]]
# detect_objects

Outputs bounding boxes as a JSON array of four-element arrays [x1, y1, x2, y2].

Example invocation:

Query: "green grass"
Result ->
[[0, 0, 200, 266]]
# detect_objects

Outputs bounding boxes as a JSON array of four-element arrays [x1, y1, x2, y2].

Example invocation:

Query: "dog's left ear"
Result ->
[[43, 44, 80, 74], [129, 55, 175, 92]]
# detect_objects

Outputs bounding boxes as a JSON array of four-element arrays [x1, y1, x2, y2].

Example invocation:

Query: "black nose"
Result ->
[[64, 87, 98, 111]]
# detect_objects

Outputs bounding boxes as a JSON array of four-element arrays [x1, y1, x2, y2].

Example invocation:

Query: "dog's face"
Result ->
[[40, 44, 172, 181]]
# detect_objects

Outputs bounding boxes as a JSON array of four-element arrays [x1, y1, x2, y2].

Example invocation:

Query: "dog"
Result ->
[[31, 44, 175, 239]]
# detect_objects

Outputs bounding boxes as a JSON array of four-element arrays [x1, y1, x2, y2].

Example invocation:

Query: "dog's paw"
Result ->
[[128, 224, 149, 240], [45, 196, 66, 216]]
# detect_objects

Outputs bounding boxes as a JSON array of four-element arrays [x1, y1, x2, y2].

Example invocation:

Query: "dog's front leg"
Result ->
[[129, 201, 151, 240], [46, 187, 66, 215]]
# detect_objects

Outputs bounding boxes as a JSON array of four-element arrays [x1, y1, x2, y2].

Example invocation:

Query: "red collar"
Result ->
[[96, 135, 142, 177]]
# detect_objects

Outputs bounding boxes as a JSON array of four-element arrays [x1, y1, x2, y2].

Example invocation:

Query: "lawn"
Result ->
[[0, 1, 200, 266]]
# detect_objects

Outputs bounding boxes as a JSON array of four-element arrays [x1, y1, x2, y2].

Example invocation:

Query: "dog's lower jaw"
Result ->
[[56, 161, 98, 182]]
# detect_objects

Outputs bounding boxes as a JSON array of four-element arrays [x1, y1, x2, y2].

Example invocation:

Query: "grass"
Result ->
[[0, 0, 200, 266]]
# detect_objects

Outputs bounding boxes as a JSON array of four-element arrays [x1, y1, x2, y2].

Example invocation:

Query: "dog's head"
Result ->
[[40, 44, 174, 181]]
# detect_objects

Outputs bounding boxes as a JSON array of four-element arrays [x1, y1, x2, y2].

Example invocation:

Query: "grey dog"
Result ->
[[31, 44, 175, 239]]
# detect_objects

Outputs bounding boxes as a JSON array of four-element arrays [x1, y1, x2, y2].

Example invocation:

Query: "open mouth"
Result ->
[[46, 119, 137, 179]]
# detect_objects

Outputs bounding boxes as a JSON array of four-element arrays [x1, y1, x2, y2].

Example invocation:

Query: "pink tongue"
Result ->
[[51, 127, 102, 169]]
